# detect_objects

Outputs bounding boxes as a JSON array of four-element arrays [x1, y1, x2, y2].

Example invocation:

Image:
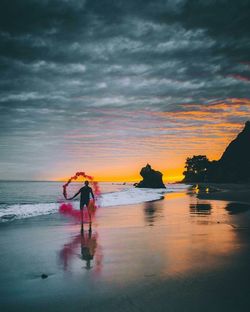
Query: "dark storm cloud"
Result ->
[[1, 0, 249, 97], [0, 0, 250, 179]]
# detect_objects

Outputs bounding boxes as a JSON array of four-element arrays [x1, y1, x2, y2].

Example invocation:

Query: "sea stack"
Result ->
[[135, 164, 166, 188]]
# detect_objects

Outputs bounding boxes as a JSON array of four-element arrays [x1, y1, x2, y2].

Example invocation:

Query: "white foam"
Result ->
[[97, 187, 166, 207], [0, 202, 59, 221]]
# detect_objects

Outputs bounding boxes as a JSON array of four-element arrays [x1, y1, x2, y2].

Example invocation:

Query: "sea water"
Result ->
[[0, 181, 189, 222]]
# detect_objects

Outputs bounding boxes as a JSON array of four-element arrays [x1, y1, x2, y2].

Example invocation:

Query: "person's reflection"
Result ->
[[80, 227, 97, 270], [190, 201, 212, 215], [144, 201, 158, 226], [59, 225, 101, 272]]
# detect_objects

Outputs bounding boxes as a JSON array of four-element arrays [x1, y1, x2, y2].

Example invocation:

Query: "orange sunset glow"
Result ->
[[48, 98, 250, 182]]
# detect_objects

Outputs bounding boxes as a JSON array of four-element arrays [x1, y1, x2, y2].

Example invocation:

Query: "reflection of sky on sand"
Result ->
[[58, 192, 248, 287], [100, 195, 243, 283], [159, 197, 238, 277]]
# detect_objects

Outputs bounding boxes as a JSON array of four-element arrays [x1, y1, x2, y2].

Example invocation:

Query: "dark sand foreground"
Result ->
[[1, 188, 250, 312]]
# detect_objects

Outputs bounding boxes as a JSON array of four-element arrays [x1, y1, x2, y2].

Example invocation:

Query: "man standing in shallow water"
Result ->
[[68, 180, 95, 232]]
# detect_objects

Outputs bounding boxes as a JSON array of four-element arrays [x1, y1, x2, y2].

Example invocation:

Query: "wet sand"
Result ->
[[195, 183, 250, 204], [1, 190, 250, 312]]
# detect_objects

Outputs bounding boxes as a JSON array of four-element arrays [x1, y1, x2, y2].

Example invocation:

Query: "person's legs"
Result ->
[[80, 208, 84, 234], [81, 201, 91, 233], [86, 200, 92, 225]]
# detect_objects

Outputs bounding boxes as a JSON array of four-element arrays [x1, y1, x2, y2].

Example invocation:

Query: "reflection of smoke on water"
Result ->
[[59, 228, 103, 273]]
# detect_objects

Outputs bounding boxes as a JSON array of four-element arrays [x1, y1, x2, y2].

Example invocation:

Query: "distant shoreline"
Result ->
[[0, 180, 180, 183], [0, 180, 136, 183], [194, 183, 250, 205]]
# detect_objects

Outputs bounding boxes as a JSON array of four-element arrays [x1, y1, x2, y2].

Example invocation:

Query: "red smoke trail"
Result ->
[[62, 171, 101, 199], [59, 171, 101, 221]]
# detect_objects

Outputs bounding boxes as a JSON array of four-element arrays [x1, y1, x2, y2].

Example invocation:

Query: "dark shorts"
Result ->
[[80, 200, 89, 210]]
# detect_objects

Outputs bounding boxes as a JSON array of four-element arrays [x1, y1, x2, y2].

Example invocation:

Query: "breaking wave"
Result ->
[[0, 185, 188, 222]]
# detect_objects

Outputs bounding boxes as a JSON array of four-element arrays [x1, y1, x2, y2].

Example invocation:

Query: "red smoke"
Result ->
[[62, 171, 101, 199], [59, 203, 82, 220], [59, 171, 101, 221]]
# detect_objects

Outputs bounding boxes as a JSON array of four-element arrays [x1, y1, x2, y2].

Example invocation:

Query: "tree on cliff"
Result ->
[[183, 155, 210, 182], [218, 121, 250, 182], [182, 121, 250, 183]]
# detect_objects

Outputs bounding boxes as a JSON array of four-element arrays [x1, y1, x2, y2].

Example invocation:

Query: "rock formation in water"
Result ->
[[135, 164, 166, 188]]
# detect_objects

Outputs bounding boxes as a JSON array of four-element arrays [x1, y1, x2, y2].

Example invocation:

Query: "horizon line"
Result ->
[[0, 179, 181, 183]]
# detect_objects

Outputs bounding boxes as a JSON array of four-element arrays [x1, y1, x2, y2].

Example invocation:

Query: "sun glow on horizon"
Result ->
[[15, 99, 250, 183], [51, 168, 184, 183]]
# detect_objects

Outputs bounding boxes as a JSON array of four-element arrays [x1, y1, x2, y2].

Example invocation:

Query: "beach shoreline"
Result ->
[[189, 183, 250, 204], [1, 186, 250, 312]]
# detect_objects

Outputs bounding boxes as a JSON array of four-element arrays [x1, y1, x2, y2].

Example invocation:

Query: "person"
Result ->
[[68, 180, 95, 231]]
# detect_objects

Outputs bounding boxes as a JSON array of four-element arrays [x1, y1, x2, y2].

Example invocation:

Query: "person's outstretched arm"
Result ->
[[68, 189, 81, 200]]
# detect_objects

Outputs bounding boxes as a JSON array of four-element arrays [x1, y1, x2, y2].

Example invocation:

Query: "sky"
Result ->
[[0, 0, 250, 182]]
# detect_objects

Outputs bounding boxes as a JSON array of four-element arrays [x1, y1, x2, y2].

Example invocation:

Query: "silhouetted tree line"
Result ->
[[182, 121, 250, 183], [183, 155, 224, 182]]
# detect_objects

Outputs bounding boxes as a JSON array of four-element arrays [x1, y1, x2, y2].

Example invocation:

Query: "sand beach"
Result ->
[[1, 184, 250, 312], [196, 183, 250, 205]]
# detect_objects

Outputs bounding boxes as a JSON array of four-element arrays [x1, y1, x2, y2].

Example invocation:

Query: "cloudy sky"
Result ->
[[0, 0, 250, 181]]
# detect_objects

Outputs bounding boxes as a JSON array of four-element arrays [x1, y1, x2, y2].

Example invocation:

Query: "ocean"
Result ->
[[0, 181, 189, 222]]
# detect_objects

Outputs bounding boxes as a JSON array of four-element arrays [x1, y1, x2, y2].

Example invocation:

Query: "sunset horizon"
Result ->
[[1, 116, 248, 183]]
